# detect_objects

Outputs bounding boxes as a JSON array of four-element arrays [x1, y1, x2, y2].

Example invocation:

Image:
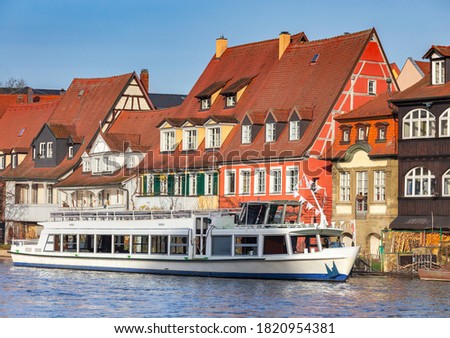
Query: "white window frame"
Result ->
[[47, 142, 53, 158], [68, 146, 74, 158], [206, 127, 221, 148], [39, 142, 46, 158], [432, 59, 445, 85], [94, 157, 101, 173], [161, 130, 176, 152], [443, 169, 450, 196], [183, 129, 197, 151], [205, 172, 214, 196], [146, 174, 154, 195], [339, 172, 351, 202], [239, 169, 251, 195], [160, 176, 168, 196], [174, 174, 183, 196], [405, 167, 436, 197], [224, 170, 236, 195], [104, 156, 112, 172], [439, 108, 450, 137], [201, 98, 211, 110], [242, 125, 252, 144], [342, 129, 350, 142], [226, 95, 236, 107], [374, 170, 386, 202], [0, 155, 4, 170], [270, 167, 282, 194], [403, 109, 436, 139], [82, 159, 91, 172], [254, 169, 266, 195], [189, 173, 197, 196], [266, 123, 276, 142], [368, 79, 376, 95], [289, 121, 300, 141], [285, 167, 299, 193]]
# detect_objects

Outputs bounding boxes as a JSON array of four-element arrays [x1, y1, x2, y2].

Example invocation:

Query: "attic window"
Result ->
[[68, 146, 74, 158], [311, 53, 319, 64], [78, 89, 85, 97], [226, 95, 236, 107], [432, 60, 445, 85], [18, 128, 26, 137], [201, 98, 211, 110]]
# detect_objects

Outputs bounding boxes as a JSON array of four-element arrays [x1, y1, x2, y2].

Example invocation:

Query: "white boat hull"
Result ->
[[10, 246, 359, 281]]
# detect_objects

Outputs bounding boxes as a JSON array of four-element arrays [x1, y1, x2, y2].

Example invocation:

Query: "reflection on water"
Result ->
[[0, 259, 449, 318]]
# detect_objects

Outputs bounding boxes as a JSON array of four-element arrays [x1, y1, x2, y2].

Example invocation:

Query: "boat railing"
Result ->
[[49, 208, 241, 222]]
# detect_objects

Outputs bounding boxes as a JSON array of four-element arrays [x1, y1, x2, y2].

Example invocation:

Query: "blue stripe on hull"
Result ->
[[13, 262, 349, 281]]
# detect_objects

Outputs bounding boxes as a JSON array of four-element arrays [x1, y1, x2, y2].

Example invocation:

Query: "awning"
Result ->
[[390, 216, 450, 230]]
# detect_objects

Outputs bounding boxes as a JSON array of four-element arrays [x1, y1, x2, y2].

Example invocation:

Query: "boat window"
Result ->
[[151, 235, 168, 254], [170, 236, 188, 255], [284, 204, 301, 224], [235, 236, 258, 256], [45, 234, 60, 252], [97, 235, 112, 253], [114, 235, 130, 253], [132, 235, 149, 254], [79, 234, 95, 252], [195, 217, 209, 255], [211, 236, 232, 256], [63, 235, 77, 252], [291, 235, 328, 254], [238, 204, 267, 225], [267, 204, 284, 224], [263, 236, 287, 255]]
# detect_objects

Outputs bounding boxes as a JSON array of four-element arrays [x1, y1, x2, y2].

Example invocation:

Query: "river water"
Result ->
[[0, 258, 449, 318]]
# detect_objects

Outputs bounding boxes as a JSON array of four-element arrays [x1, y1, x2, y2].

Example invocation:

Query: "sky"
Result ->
[[1, 0, 449, 94]]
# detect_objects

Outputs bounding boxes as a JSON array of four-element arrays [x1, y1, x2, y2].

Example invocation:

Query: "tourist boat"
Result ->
[[418, 263, 450, 282], [10, 201, 359, 281]]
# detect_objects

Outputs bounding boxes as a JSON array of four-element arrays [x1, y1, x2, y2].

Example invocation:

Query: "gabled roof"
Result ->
[[335, 91, 396, 121], [47, 123, 80, 141], [100, 132, 141, 152], [221, 77, 255, 96], [423, 45, 450, 58], [195, 81, 229, 99], [390, 73, 450, 102]]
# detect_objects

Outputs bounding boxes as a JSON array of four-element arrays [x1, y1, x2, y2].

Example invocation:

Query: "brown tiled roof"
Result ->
[[390, 73, 450, 102], [424, 45, 450, 58], [195, 81, 229, 99], [221, 77, 254, 95], [55, 165, 136, 188], [101, 132, 141, 152], [335, 91, 396, 121], [415, 61, 430, 75]]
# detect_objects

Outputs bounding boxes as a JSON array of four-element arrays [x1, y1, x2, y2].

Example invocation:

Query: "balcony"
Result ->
[[355, 197, 368, 220]]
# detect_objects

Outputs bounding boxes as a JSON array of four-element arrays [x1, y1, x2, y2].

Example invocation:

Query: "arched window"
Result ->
[[439, 108, 450, 137], [403, 109, 435, 139], [443, 169, 450, 196], [405, 167, 436, 197]]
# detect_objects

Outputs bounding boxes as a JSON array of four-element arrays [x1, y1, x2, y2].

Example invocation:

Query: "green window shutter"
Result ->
[[154, 175, 161, 196], [168, 174, 175, 196], [197, 173, 205, 196], [181, 174, 188, 196], [142, 175, 148, 195], [213, 172, 218, 195]]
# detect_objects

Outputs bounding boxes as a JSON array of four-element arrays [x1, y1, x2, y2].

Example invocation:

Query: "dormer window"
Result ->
[[47, 142, 53, 158], [68, 146, 74, 158], [289, 121, 300, 141], [0, 155, 4, 170], [11, 154, 17, 168], [375, 122, 388, 142], [242, 125, 252, 144], [39, 143, 46, 158], [183, 129, 197, 150], [206, 127, 221, 148], [265, 123, 276, 142], [225, 95, 236, 108], [356, 124, 370, 141], [201, 98, 211, 110], [82, 159, 91, 172], [161, 130, 176, 152], [432, 60, 445, 85], [339, 125, 352, 144]]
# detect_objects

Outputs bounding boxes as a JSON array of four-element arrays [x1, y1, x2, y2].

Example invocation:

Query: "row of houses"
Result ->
[[1, 28, 449, 270]]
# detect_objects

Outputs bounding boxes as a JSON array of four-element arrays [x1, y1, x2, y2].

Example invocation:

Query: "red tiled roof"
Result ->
[[0, 100, 59, 153], [3, 73, 137, 181], [415, 60, 430, 75], [101, 132, 141, 152], [390, 73, 450, 102], [55, 165, 136, 188], [334, 91, 396, 121], [424, 45, 450, 58]]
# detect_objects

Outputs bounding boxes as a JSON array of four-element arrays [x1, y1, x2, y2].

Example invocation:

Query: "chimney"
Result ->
[[279, 31, 291, 59], [216, 36, 228, 58], [140, 69, 149, 94], [27, 87, 33, 103]]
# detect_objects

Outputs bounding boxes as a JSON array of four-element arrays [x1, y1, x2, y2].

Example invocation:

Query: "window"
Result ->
[[439, 108, 450, 137], [239, 170, 251, 195], [161, 131, 176, 151], [127, 155, 135, 168], [374, 170, 386, 201], [0, 155, 4, 170], [266, 123, 276, 142], [235, 236, 258, 256], [289, 121, 300, 140], [47, 142, 53, 158], [145, 174, 154, 195], [205, 173, 215, 195], [286, 167, 299, 193], [403, 109, 436, 139], [368, 80, 376, 95], [39, 142, 46, 158], [206, 127, 221, 148], [160, 175, 168, 195], [263, 236, 288, 255], [311, 53, 320, 64], [254, 169, 266, 194], [183, 129, 197, 150], [11, 154, 17, 168], [47, 186, 53, 204], [270, 168, 282, 194], [151, 235, 168, 254], [242, 125, 252, 144], [432, 60, 445, 85], [356, 171, 368, 197], [226, 95, 236, 107], [225, 170, 236, 195], [132, 235, 149, 254], [18, 127, 26, 137], [340, 172, 350, 202], [376, 124, 387, 142], [104, 156, 112, 172], [82, 159, 90, 172], [356, 124, 369, 141], [114, 235, 130, 253], [211, 236, 232, 256], [174, 174, 183, 196], [189, 173, 197, 196], [201, 98, 211, 110], [443, 169, 450, 196], [170, 236, 188, 255], [405, 167, 436, 197], [68, 146, 74, 158]]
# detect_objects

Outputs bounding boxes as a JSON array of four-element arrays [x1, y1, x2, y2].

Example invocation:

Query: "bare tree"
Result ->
[[0, 77, 28, 88]]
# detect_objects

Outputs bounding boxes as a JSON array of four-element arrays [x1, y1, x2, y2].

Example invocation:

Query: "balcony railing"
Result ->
[[355, 198, 368, 220]]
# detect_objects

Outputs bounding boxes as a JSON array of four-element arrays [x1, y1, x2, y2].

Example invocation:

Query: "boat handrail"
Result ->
[[49, 208, 241, 222]]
